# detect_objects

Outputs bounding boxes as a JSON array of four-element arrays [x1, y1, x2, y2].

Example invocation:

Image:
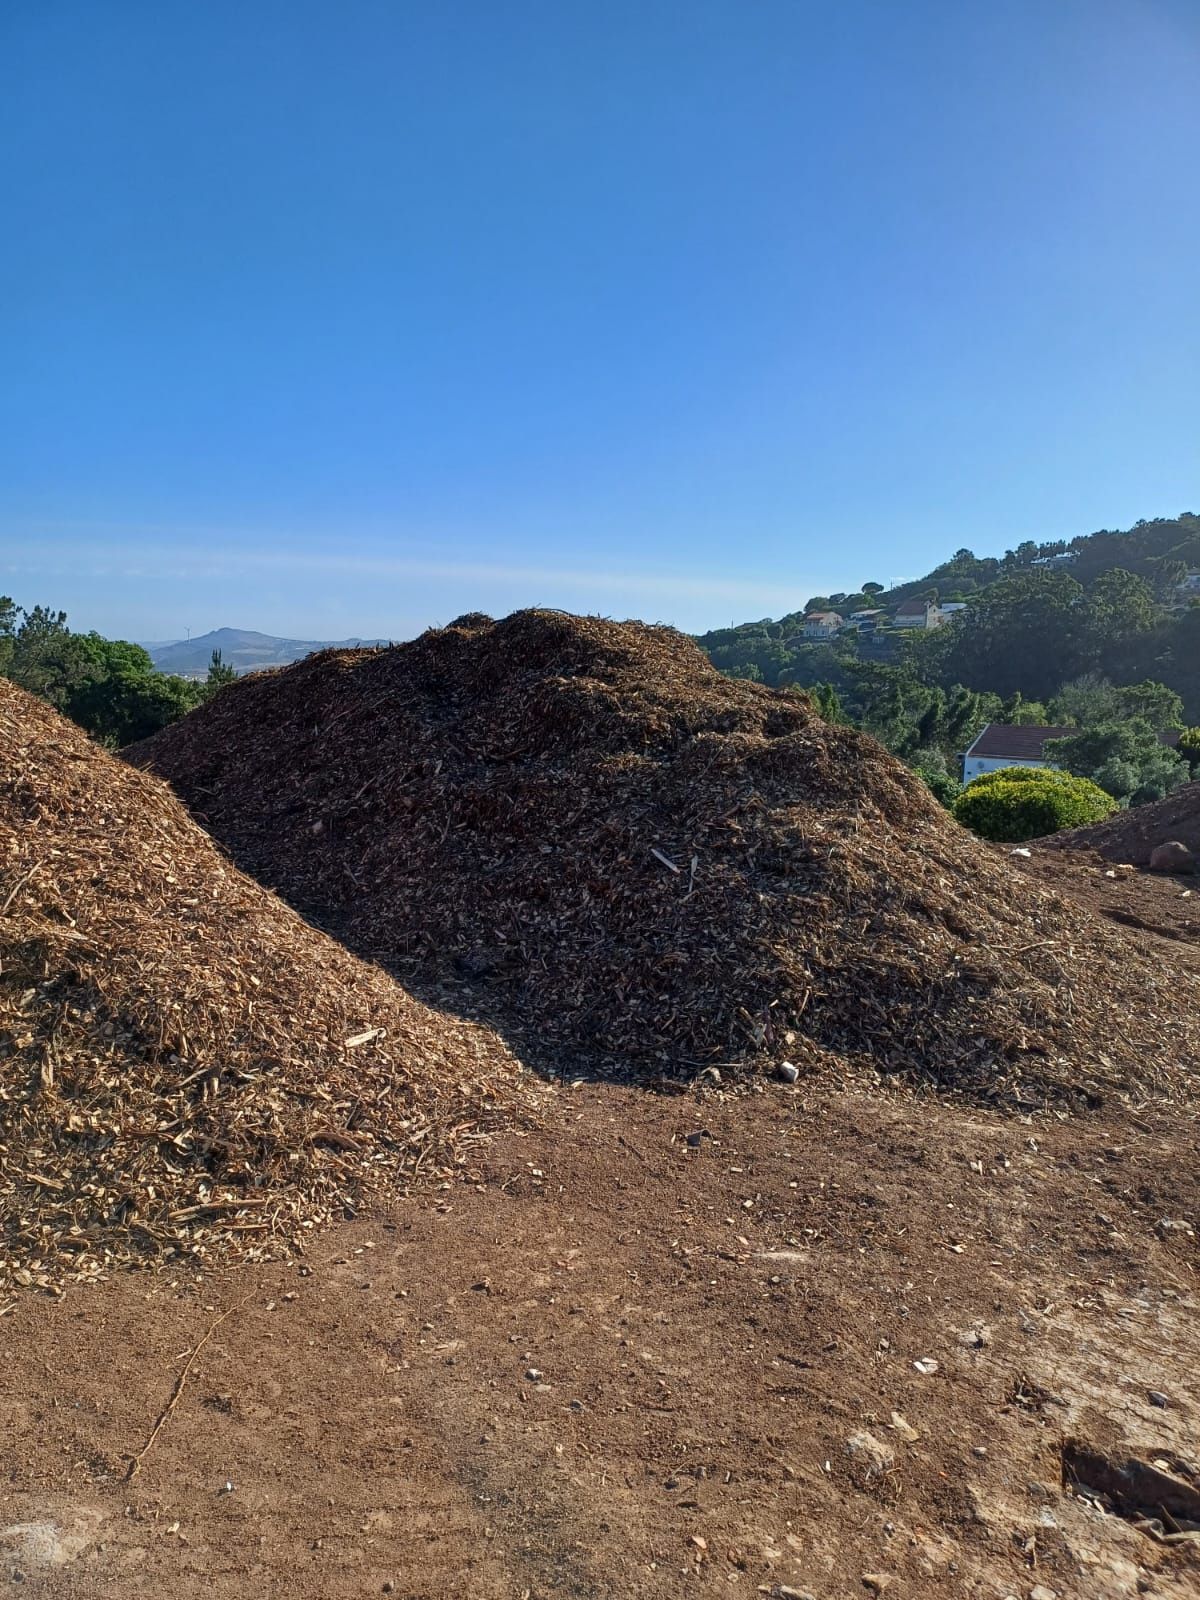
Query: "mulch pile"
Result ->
[[1044, 779, 1200, 865], [129, 610, 1200, 1109], [0, 681, 528, 1289]]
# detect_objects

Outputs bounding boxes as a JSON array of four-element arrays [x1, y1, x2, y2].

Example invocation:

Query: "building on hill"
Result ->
[[846, 608, 885, 629], [1176, 571, 1200, 599], [937, 602, 968, 621], [800, 611, 843, 639], [962, 723, 1182, 784], [893, 599, 940, 629]]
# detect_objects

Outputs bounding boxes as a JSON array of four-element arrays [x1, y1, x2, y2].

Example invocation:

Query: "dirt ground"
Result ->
[[1011, 848, 1200, 977], [3, 1078, 1199, 1600]]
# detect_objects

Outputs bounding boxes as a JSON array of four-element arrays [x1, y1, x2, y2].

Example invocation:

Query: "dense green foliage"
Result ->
[[952, 768, 1118, 842], [0, 597, 227, 745], [697, 513, 1200, 813]]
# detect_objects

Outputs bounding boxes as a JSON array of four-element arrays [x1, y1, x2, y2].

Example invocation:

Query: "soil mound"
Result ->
[[0, 682, 524, 1288], [129, 611, 1200, 1107], [1045, 780, 1200, 866]]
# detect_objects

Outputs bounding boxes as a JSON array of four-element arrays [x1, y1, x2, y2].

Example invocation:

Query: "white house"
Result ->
[[937, 602, 968, 621], [893, 599, 939, 629], [962, 722, 1182, 784], [801, 611, 843, 640], [1177, 571, 1200, 598], [960, 723, 1077, 784]]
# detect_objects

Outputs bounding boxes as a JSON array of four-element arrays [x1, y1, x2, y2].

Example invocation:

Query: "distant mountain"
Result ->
[[146, 627, 390, 679]]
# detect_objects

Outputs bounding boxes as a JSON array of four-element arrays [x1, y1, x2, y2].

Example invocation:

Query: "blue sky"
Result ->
[[3, 0, 1198, 642]]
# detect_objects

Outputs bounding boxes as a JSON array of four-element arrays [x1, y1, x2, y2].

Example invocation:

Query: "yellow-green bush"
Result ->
[[952, 766, 1117, 841]]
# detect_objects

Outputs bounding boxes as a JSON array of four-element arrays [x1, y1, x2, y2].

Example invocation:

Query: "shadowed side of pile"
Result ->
[[0, 681, 527, 1288], [129, 610, 1200, 1108]]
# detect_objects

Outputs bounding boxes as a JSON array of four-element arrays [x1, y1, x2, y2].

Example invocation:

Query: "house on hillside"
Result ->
[[801, 611, 843, 640], [1177, 571, 1200, 598], [937, 602, 968, 622], [893, 599, 940, 629], [961, 723, 1181, 784], [844, 608, 885, 632]]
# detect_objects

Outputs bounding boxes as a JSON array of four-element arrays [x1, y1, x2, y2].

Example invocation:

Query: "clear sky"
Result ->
[[3, 0, 1198, 642]]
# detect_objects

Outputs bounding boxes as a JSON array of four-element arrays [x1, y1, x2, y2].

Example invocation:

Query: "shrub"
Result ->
[[952, 766, 1117, 841], [1180, 727, 1200, 773], [911, 760, 960, 808]]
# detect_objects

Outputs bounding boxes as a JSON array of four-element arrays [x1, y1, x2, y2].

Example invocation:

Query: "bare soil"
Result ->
[[1011, 847, 1200, 978], [4, 1079, 1199, 1600]]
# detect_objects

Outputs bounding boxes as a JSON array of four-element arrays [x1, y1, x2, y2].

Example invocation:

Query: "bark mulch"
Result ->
[[0, 681, 530, 1289], [129, 609, 1200, 1109]]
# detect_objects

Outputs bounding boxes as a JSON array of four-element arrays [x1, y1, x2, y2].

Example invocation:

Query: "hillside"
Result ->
[[147, 626, 390, 678], [696, 512, 1200, 739]]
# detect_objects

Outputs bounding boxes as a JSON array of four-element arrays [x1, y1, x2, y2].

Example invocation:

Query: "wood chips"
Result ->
[[1, 681, 530, 1288], [128, 610, 1200, 1108]]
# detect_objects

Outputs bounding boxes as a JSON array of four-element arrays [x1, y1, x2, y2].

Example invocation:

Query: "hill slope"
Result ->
[[147, 626, 390, 678], [129, 609, 1200, 1107]]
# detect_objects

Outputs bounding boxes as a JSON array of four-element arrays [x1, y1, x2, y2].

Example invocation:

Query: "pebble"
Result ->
[[913, 1358, 939, 1376], [1030, 1587, 1057, 1600], [1148, 1389, 1169, 1408], [1156, 1218, 1195, 1237], [777, 1061, 800, 1084], [524, 1367, 543, 1382]]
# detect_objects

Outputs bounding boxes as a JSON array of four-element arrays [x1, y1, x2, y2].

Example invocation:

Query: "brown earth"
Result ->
[[7, 627, 1200, 1597], [1010, 847, 1200, 978], [2, 1080, 1199, 1600], [1045, 785, 1200, 867], [127, 611, 1200, 1110]]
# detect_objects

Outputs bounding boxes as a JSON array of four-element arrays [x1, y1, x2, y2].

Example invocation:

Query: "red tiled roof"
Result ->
[[966, 724, 1075, 760], [967, 723, 1182, 760], [895, 599, 932, 616]]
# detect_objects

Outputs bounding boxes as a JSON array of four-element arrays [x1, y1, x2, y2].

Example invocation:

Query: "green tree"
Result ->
[[1049, 673, 1118, 726], [1044, 720, 1187, 804], [1113, 679, 1184, 728], [6, 606, 94, 706], [938, 569, 1088, 701], [206, 648, 238, 688], [65, 635, 202, 745]]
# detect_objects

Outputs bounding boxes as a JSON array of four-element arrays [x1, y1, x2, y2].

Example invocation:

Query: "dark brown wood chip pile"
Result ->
[[1, 681, 529, 1288], [129, 610, 1200, 1107]]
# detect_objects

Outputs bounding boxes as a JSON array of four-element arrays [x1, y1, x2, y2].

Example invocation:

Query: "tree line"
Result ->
[[0, 598, 235, 746]]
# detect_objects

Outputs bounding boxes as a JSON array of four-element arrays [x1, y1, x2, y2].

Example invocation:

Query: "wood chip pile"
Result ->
[[1, 681, 528, 1288], [1044, 780, 1200, 865], [130, 610, 1200, 1107]]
